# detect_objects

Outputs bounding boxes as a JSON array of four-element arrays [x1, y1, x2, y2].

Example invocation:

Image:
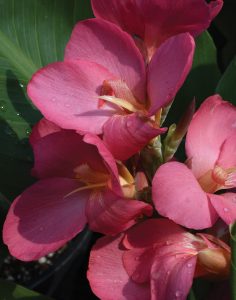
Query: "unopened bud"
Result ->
[[163, 99, 195, 162], [197, 248, 230, 279]]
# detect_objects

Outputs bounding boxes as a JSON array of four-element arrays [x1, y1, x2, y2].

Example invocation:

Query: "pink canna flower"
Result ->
[[87, 219, 230, 300], [3, 119, 152, 261], [27, 19, 195, 160], [153, 95, 236, 229], [91, 0, 223, 60]]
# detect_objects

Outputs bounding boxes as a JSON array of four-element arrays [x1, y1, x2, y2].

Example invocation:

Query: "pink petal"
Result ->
[[86, 189, 153, 235], [135, 171, 149, 192], [32, 131, 105, 179], [208, 0, 223, 19], [83, 134, 122, 197], [186, 95, 236, 178], [91, 0, 145, 40], [3, 178, 87, 261], [123, 218, 186, 249], [152, 162, 218, 229], [92, 0, 221, 55], [150, 254, 197, 300], [141, 0, 221, 47], [216, 133, 236, 169], [123, 221, 199, 293], [65, 19, 146, 102], [103, 113, 166, 161], [28, 60, 117, 134], [122, 247, 155, 283], [88, 234, 150, 300], [209, 193, 236, 225], [30, 118, 62, 145], [147, 33, 195, 115]]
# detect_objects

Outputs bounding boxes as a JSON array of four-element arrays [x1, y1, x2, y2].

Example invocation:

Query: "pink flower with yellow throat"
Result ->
[[88, 218, 230, 300], [3, 119, 152, 261], [27, 19, 195, 160], [153, 95, 236, 229]]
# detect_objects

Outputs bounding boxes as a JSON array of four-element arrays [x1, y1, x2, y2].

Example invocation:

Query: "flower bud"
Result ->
[[197, 247, 230, 279]]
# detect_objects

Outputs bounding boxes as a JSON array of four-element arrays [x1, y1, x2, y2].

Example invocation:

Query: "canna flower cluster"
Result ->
[[3, 0, 234, 299]]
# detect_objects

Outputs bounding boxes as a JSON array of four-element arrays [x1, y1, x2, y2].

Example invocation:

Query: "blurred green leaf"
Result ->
[[166, 31, 221, 124], [187, 289, 196, 300], [214, 0, 236, 68], [191, 278, 212, 300], [0, 192, 9, 225], [230, 222, 236, 300], [0, 279, 52, 300], [0, 192, 10, 266], [0, 0, 93, 198], [216, 56, 236, 104]]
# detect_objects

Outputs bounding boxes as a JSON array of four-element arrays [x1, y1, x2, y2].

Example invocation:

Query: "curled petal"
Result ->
[[103, 113, 166, 161], [208, 0, 223, 20], [216, 133, 236, 170], [30, 118, 62, 145], [152, 162, 218, 229], [209, 193, 236, 225], [3, 178, 87, 261], [148, 33, 195, 115], [123, 218, 186, 249], [32, 131, 105, 179], [28, 60, 116, 134], [150, 254, 197, 300], [88, 234, 150, 300], [186, 95, 236, 178], [86, 189, 153, 235], [65, 19, 146, 102]]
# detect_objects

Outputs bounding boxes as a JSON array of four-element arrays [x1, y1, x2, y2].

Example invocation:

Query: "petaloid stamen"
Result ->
[[64, 182, 107, 198], [99, 95, 142, 112]]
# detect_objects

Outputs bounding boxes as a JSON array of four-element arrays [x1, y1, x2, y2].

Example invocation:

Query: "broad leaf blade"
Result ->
[[230, 222, 236, 300], [0, 279, 52, 300], [166, 31, 221, 124], [0, 192, 9, 266], [0, 0, 93, 198], [216, 56, 236, 104]]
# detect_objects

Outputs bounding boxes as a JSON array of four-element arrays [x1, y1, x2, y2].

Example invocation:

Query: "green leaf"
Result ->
[[187, 289, 196, 300], [0, 0, 93, 198], [166, 31, 221, 124], [0, 192, 10, 266], [214, 0, 236, 68], [0, 279, 52, 300], [0, 192, 10, 225], [216, 56, 236, 104], [190, 278, 212, 300], [230, 222, 236, 300]]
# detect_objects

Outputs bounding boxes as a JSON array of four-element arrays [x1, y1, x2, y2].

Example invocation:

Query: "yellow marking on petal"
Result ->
[[117, 162, 134, 185], [198, 165, 236, 193], [155, 108, 162, 127], [74, 164, 110, 185], [198, 170, 218, 193], [99, 95, 141, 112], [64, 183, 107, 198], [212, 165, 228, 185]]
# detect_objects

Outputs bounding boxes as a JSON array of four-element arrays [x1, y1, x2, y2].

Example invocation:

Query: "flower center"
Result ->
[[64, 164, 110, 198], [198, 165, 236, 193], [65, 163, 135, 198], [99, 79, 146, 113]]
